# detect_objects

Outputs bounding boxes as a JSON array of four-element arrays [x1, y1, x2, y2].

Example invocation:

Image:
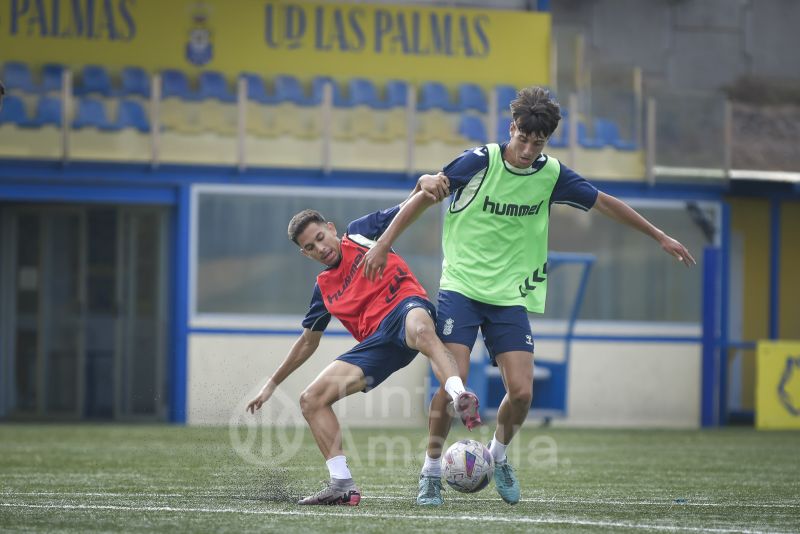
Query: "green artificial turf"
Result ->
[[1, 424, 798, 532]]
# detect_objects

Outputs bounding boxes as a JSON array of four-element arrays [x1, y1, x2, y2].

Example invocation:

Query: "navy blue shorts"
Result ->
[[436, 289, 533, 366], [337, 296, 436, 392]]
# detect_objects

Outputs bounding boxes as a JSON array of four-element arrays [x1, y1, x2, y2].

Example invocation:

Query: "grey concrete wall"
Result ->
[[552, 0, 800, 93]]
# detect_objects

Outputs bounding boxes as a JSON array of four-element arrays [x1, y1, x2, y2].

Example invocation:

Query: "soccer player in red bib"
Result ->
[[246, 198, 481, 506]]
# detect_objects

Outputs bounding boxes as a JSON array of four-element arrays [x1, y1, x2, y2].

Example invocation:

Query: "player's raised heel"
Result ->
[[494, 460, 520, 504], [298, 481, 362, 506], [417, 475, 444, 506], [454, 391, 482, 430]]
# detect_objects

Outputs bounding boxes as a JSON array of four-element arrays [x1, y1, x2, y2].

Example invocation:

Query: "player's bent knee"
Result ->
[[411, 321, 437, 348], [299, 388, 323, 416], [508, 384, 533, 408]]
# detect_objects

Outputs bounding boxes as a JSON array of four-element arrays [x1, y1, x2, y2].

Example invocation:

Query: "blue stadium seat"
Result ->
[[72, 98, 113, 129], [311, 76, 347, 106], [29, 96, 63, 127], [548, 112, 569, 148], [77, 65, 112, 96], [114, 99, 150, 132], [198, 71, 236, 102], [577, 121, 605, 149], [459, 115, 487, 143], [348, 78, 381, 108], [42, 63, 65, 93], [121, 67, 150, 98], [496, 117, 512, 142], [0, 94, 30, 125], [384, 80, 408, 108], [418, 81, 457, 112], [458, 83, 487, 113], [594, 117, 637, 151], [161, 69, 194, 100], [3, 62, 36, 93], [495, 84, 518, 112], [240, 73, 273, 104], [273, 75, 309, 105]]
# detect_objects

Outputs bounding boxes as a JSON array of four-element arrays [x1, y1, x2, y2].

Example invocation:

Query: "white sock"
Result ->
[[421, 453, 442, 477], [444, 376, 466, 401], [489, 433, 508, 463], [326, 455, 352, 480]]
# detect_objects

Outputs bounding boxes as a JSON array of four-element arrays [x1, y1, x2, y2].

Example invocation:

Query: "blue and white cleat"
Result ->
[[416, 475, 444, 506], [494, 459, 520, 504]]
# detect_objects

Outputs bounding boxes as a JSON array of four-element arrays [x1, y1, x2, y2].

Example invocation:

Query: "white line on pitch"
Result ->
[[1, 491, 797, 509], [0, 501, 785, 534]]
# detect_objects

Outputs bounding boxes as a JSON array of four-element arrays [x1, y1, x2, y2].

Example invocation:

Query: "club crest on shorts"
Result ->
[[443, 318, 454, 336]]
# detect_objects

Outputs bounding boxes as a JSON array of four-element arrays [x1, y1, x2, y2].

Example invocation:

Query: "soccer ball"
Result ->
[[442, 439, 494, 493]]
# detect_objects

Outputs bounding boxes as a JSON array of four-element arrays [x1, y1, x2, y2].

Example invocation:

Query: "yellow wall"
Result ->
[[728, 198, 799, 412], [780, 201, 800, 340], [0, 0, 550, 88], [729, 197, 771, 410]]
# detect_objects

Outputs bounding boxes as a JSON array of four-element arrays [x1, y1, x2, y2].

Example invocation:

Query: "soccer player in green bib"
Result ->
[[362, 86, 696, 506]]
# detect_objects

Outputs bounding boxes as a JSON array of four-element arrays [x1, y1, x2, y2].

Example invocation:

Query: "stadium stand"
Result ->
[[3, 62, 36, 93], [577, 121, 605, 149], [120, 67, 151, 98], [77, 65, 113, 97], [273, 75, 311, 105], [114, 99, 150, 132], [161, 69, 195, 100], [311, 76, 347, 107], [418, 81, 458, 112], [198, 71, 237, 103], [199, 101, 238, 135], [371, 108, 407, 142], [384, 80, 409, 108], [29, 96, 62, 127], [72, 97, 114, 130], [595, 117, 637, 150], [496, 116, 510, 142], [0, 61, 643, 167], [548, 118, 569, 148], [41, 63, 65, 93], [458, 114, 488, 143], [347, 78, 382, 108], [0, 95, 29, 126], [495, 84, 518, 112], [241, 73, 272, 104], [458, 83, 488, 113]]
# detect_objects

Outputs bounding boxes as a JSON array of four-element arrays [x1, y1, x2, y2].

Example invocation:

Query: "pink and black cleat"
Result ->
[[297, 481, 361, 506], [454, 391, 482, 430]]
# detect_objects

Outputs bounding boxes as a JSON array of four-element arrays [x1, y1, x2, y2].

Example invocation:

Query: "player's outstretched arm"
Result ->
[[593, 191, 697, 267], [362, 187, 440, 281], [246, 328, 323, 413]]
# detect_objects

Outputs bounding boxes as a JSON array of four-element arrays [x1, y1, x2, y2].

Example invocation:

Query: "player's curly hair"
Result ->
[[288, 209, 327, 244], [510, 86, 561, 138]]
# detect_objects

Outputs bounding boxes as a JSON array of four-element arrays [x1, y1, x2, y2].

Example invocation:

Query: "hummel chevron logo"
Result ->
[[518, 262, 547, 298]]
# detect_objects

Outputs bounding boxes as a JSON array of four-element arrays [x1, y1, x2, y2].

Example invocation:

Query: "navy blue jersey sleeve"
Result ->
[[301, 283, 331, 332], [442, 145, 490, 190], [346, 205, 401, 240], [550, 162, 599, 211]]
